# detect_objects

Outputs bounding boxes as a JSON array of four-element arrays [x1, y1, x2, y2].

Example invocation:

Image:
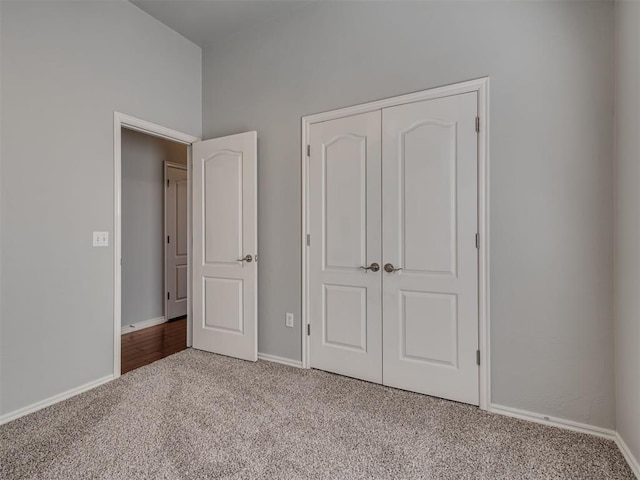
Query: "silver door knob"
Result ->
[[237, 254, 253, 263], [384, 263, 402, 273], [360, 262, 380, 272]]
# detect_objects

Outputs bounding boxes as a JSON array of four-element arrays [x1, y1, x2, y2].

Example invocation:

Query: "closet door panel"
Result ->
[[308, 111, 382, 383], [382, 93, 480, 405]]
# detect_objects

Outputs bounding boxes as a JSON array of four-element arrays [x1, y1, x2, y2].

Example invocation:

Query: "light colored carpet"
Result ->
[[0, 349, 634, 479]]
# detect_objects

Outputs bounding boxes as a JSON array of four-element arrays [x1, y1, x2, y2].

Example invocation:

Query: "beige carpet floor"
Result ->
[[0, 348, 634, 479]]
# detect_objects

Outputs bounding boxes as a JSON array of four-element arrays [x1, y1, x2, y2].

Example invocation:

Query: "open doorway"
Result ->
[[113, 112, 259, 378], [119, 127, 190, 374]]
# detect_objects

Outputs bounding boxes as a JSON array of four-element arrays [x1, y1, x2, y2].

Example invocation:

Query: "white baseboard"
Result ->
[[489, 404, 616, 440], [488, 404, 638, 477], [258, 352, 303, 368], [121, 316, 166, 335], [0, 374, 114, 426], [615, 433, 640, 479]]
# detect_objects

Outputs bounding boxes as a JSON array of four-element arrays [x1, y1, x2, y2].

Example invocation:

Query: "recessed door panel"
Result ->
[[176, 265, 188, 301], [203, 152, 242, 265], [383, 93, 479, 405], [402, 121, 457, 275], [323, 284, 367, 352], [401, 291, 457, 366], [323, 136, 366, 270], [176, 180, 188, 257], [203, 277, 243, 333], [308, 111, 382, 384]]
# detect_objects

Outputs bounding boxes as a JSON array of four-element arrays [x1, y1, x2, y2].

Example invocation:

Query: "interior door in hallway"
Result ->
[[308, 111, 383, 383], [192, 132, 258, 361], [382, 93, 479, 405], [165, 163, 188, 320]]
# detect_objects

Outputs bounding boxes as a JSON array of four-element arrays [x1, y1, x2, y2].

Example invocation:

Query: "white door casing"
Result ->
[[165, 163, 188, 320], [382, 93, 479, 405], [192, 132, 258, 361], [114, 112, 200, 378], [308, 111, 383, 383]]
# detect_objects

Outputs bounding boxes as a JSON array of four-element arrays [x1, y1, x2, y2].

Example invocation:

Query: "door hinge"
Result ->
[[167, 292, 170, 300], [307, 324, 311, 336], [167, 179, 170, 187], [167, 235, 170, 244], [306, 234, 311, 246], [476, 350, 481, 366], [306, 145, 311, 157], [475, 233, 480, 249], [475, 117, 480, 133]]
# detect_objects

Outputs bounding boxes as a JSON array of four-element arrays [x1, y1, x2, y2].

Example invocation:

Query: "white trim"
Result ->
[[115, 113, 199, 145], [491, 403, 640, 477], [489, 404, 616, 440], [477, 79, 491, 410], [114, 112, 200, 379], [300, 78, 491, 409], [616, 433, 640, 479], [258, 352, 304, 368], [121, 316, 167, 335], [301, 116, 309, 369], [186, 147, 193, 348], [0, 375, 114, 426], [303, 78, 489, 124]]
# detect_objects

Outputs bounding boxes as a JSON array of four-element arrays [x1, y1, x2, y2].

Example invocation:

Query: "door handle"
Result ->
[[384, 263, 402, 273], [237, 254, 253, 263], [360, 262, 380, 272]]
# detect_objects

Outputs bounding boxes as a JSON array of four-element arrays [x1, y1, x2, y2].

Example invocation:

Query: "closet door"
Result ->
[[382, 93, 479, 405], [308, 111, 382, 383]]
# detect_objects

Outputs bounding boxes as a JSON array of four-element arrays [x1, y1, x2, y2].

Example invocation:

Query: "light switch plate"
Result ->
[[93, 231, 109, 247], [285, 312, 294, 328]]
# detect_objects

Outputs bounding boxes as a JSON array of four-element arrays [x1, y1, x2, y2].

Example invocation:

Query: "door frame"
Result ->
[[164, 161, 188, 323], [113, 112, 200, 378], [300, 77, 491, 410]]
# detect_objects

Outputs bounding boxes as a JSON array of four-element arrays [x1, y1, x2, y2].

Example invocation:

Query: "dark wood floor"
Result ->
[[121, 318, 187, 374]]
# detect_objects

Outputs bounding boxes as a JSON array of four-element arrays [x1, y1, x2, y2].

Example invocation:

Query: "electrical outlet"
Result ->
[[93, 231, 109, 247], [285, 312, 294, 328]]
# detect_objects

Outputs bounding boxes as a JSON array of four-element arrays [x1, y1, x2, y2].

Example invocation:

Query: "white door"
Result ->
[[165, 163, 188, 320], [382, 93, 479, 405], [192, 132, 258, 361], [308, 111, 382, 383]]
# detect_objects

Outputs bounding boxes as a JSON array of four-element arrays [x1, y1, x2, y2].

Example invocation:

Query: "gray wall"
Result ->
[[121, 129, 186, 327], [614, 0, 640, 463], [202, 1, 616, 428], [0, 0, 201, 415]]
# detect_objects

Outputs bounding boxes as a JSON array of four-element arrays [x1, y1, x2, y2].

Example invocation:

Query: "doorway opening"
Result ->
[[114, 113, 259, 376], [120, 129, 188, 373], [113, 113, 200, 377]]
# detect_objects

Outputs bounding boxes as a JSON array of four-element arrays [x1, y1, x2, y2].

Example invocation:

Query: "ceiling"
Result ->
[[130, 0, 314, 47]]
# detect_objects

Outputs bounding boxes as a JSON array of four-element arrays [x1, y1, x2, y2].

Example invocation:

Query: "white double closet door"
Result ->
[[308, 92, 479, 405]]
